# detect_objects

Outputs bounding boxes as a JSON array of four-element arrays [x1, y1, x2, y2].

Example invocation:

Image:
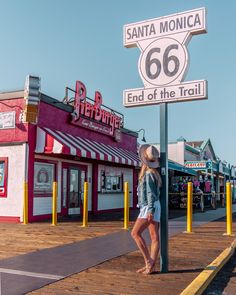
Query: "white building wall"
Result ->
[[98, 165, 133, 210], [154, 142, 185, 165], [0, 144, 25, 220]]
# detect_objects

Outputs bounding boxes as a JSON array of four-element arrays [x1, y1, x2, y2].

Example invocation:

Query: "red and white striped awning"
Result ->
[[35, 127, 139, 166]]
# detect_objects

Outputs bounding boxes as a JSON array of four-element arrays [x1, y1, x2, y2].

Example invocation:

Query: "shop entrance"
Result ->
[[61, 163, 87, 215]]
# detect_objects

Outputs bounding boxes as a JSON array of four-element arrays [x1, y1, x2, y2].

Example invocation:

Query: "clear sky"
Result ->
[[0, 0, 235, 164]]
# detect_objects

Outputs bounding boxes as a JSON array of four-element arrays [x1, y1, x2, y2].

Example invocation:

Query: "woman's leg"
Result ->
[[131, 218, 152, 271], [145, 220, 160, 273]]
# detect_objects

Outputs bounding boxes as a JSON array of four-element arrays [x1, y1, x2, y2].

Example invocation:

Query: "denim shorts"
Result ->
[[137, 200, 161, 222]]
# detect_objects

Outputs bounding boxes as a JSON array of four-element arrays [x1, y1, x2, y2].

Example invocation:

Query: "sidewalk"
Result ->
[[0, 207, 234, 295]]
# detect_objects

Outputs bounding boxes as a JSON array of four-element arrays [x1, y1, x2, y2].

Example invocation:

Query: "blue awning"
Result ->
[[168, 160, 197, 176]]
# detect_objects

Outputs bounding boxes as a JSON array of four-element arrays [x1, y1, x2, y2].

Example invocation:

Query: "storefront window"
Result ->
[[34, 162, 54, 196], [0, 158, 8, 197], [101, 170, 123, 193]]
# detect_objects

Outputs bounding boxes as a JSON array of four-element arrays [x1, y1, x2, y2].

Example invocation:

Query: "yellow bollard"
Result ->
[[186, 182, 193, 233], [23, 182, 28, 225], [226, 182, 233, 235], [124, 182, 129, 230], [82, 182, 89, 227], [52, 182, 58, 226]]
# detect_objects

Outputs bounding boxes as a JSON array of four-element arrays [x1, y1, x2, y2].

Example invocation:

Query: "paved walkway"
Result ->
[[0, 206, 236, 295]]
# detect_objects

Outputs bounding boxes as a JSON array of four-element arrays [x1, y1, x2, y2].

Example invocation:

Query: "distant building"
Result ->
[[153, 137, 235, 206]]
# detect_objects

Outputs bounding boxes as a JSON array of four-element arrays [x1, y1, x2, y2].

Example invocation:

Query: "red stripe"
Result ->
[[45, 134, 54, 153], [0, 216, 21, 223], [61, 145, 71, 154]]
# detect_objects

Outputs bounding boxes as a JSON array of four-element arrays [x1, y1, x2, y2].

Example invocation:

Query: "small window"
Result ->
[[34, 162, 54, 196], [101, 170, 123, 193], [0, 157, 8, 198]]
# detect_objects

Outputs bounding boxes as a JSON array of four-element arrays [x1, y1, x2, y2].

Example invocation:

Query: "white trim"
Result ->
[[68, 208, 80, 215], [35, 128, 46, 153], [35, 154, 90, 166], [0, 268, 63, 280], [53, 139, 63, 154]]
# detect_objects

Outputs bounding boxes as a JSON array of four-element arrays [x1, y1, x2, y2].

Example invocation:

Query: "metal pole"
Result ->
[[233, 178, 235, 202], [52, 182, 58, 226], [226, 182, 232, 235], [23, 182, 28, 225], [82, 182, 89, 227], [160, 103, 168, 273], [186, 182, 193, 233], [124, 182, 129, 230]]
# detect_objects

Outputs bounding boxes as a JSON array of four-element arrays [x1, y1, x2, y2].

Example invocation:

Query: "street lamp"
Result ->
[[136, 128, 146, 142]]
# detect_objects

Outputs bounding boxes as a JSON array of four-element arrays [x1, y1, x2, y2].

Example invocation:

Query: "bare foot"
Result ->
[[142, 262, 156, 275], [136, 266, 146, 273]]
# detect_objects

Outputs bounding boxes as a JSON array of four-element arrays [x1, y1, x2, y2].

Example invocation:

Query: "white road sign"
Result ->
[[123, 7, 207, 107], [124, 80, 207, 107], [139, 37, 188, 87]]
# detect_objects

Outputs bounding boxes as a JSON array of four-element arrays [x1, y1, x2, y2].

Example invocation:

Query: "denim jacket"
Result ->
[[138, 171, 160, 214]]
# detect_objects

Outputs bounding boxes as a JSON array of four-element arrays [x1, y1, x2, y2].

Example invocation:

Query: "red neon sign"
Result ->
[[71, 81, 122, 136]]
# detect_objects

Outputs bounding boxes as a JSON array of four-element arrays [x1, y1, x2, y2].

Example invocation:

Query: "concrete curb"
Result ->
[[180, 239, 236, 295]]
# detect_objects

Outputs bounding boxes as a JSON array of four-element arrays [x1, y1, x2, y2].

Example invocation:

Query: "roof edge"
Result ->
[[0, 90, 24, 100]]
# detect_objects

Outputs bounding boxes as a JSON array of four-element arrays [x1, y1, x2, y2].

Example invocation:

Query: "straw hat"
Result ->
[[139, 144, 160, 168]]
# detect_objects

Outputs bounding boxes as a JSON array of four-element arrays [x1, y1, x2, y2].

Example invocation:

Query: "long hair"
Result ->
[[138, 164, 162, 187]]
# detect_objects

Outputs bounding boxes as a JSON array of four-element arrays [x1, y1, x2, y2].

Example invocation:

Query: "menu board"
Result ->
[[0, 112, 15, 129]]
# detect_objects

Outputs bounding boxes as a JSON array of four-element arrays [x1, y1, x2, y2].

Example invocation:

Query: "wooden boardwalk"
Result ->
[[0, 220, 123, 260], [28, 217, 235, 295], [0, 212, 234, 294]]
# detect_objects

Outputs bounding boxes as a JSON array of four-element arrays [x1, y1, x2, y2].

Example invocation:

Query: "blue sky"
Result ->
[[0, 0, 235, 164]]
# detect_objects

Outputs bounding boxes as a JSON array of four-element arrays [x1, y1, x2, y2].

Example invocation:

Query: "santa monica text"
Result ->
[[124, 8, 206, 47]]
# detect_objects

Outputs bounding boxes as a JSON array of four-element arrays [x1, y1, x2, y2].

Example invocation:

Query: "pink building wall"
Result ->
[[0, 97, 28, 144], [0, 93, 138, 222], [37, 100, 137, 151]]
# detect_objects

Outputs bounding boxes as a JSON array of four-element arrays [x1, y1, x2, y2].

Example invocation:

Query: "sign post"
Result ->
[[123, 7, 207, 272], [160, 103, 168, 272]]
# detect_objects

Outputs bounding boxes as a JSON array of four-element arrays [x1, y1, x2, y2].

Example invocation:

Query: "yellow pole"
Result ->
[[23, 182, 28, 225], [124, 182, 129, 230], [226, 182, 232, 235], [52, 182, 58, 226], [82, 182, 88, 227], [187, 182, 193, 233]]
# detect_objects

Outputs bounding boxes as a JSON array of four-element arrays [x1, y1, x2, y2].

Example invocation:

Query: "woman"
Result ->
[[131, 144, 162, 275]]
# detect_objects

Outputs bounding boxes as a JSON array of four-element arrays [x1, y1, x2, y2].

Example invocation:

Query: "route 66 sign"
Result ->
[[123, 7, 208, 107], [139, 37, 188, 87]]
